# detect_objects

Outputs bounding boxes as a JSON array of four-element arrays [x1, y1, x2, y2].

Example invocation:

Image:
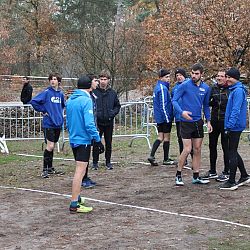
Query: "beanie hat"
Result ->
[[77, 75, 92, 89], [159, 69, 170, 78], [175, 68, 187, 78], [225, 67, 240, 80]]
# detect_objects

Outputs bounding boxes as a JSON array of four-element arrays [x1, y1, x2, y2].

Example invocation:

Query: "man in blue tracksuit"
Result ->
[[219, 67, 250, 190], [30, 73, 65, 178], [148, 69, 175, 166], [172, 63, 212, 186], [66, 75, 104, 213], [171, 68, 192, 167]]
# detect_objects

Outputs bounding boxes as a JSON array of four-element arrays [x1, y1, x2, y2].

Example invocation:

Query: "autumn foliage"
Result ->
[[140, 0, 250, 82]]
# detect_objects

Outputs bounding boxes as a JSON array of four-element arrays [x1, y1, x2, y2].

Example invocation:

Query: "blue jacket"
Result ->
[[153, 80, 173, 124], [171, 80, 188, 122], [30, 86, 65, 128], [172, 79, 211, 122], [224, 82, 247, 131], [66, 89, 100, 146]]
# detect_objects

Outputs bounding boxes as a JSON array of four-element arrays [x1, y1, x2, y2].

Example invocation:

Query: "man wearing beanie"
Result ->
[[171, 68, 192, 168], [172, 63, 212, 186], [201, 69, 230, 182], [219, 67, 250, 190], [66, 75, 104, 213], [148, 68, 176, 166]]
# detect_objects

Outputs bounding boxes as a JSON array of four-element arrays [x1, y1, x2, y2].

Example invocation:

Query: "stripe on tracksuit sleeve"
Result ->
[[160, 84, 169, 123]]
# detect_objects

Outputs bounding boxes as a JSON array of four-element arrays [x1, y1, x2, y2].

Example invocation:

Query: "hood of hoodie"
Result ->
[[229, 81, 247, 94], [69, 89, 90, 100]]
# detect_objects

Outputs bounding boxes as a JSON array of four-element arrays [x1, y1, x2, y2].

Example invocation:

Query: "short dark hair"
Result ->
[[99, 70, 111, 79], [48, 73, 62, 83], [191, 63, 204, 74], [23, 76, 29, 80], [86, 73, 98, 81]]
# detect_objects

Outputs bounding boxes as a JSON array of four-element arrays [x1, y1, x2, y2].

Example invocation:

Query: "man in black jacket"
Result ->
[[20, 76, 33, 104], [202, 70, 230, 182], [92, 70, 121, 170]]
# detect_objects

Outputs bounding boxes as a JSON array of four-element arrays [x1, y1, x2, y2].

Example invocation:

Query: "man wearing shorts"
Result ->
[[148, 69, 175, 166], [31, 73, 65, 178], [66, 75, 104, 213], [172, 63, 212, 186]]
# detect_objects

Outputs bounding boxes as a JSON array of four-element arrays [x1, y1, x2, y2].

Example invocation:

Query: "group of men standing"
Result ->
[[148, 63, 250, 190], [30, 70, 121, 213], [23, 63, 250, 213]]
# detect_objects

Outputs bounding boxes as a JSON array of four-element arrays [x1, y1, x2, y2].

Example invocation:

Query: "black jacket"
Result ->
[[21, 83, 33, 104], [209, 84, 229, 121], [93, 87, 121, 126]]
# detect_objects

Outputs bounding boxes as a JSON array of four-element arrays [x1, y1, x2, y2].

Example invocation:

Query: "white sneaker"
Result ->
[[175, 176, 184, 186]]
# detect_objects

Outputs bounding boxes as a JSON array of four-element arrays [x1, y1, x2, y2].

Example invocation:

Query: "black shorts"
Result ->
[[44, 128, 61, 143], [157, 122, 172, 133], [180, 119, 204, 139], [72, 145, 91, 162]]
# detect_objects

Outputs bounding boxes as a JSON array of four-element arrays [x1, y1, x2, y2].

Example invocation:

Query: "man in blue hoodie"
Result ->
[[172, 63, 212, 186], [219, 68, 250, 190], [171, 68, 192, 168], [66, 75, 104, 213], [30, 73, 65, 178], [148, 69, 176, 166]]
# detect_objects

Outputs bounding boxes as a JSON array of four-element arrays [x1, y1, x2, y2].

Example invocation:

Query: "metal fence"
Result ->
[[0, 101, 153, 153], [1, 98, 250, 154]]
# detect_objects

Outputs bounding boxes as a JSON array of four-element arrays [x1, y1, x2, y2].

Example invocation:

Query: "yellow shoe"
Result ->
[[70, 204, 93, 213]]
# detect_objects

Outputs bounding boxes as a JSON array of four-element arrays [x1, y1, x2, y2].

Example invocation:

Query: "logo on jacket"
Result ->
[[51, 97, 61, 103]]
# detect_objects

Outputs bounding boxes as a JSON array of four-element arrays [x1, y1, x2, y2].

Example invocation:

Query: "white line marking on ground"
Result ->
[[0, 185, 249, 229]]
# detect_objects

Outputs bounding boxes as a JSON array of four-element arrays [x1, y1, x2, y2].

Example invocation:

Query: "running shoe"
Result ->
[[215, 173, 229, 182], [192, 177, 210, 184], [106, 163, 113, 170], [81, 179, 96, 188], [162, 159, 178, 166], [147, 156, 158, 166], [175, 176, 184, 186], [69, 204, 93, 213], [92, 163, 99, 170], [200, 170, 218, 179], [219, 181, 238, 190], [48, 168, 65, 175], [41, 170, 49, 178], [236, 175, 250, 187]]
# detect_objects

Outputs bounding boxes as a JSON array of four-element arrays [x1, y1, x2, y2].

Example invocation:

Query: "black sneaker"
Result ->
[[92, 163, 99, 170], [201, 170, 218, 179], [48, 168, 65, 175], [147, 156, 158, 166], [219, 181, 238, 190], [216, 173, 229, 182], [237, 175, 250, 187], [41, 171, 49, 178], [106, 163, 113, 170], [162, 159, 178, 166]]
